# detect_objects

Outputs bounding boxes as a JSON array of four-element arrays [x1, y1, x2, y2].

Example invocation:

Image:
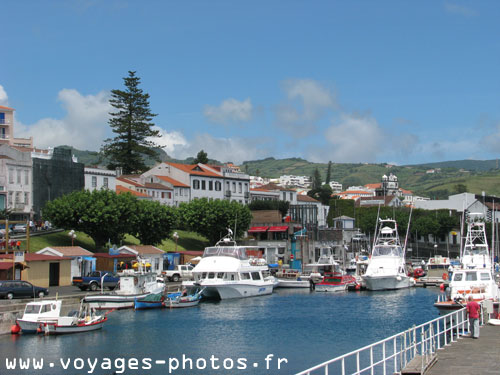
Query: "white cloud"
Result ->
[[444, 2, 478, 17], [480, 122, 500, 154], [0, 85, 8, 106], [151, 126, 188, 156], [163, 133, 266, 164], [203, 98, 253, 125], [318, 113, 385, 163], [15, 89, 111, 150], [275, 79, 337, 137]]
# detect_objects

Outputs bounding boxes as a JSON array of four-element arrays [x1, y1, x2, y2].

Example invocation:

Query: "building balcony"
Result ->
[[225, 190, 231, 198], [0, 119, 11, 125]]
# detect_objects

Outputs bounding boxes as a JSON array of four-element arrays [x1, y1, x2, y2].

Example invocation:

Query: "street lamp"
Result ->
[[68, 230, 77, 246], [173, 232, 179, 252]]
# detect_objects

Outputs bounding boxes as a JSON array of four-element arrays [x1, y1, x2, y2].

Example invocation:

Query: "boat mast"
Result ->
[[403, 206, 413, 259], [372, 205, 381, 252], [492, 199, 495, 274]]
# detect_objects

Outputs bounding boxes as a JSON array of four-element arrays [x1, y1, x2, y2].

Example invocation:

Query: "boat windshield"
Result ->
[[372, 246, 403, 257], [24, 304, 41, 314], [202, 246, 248, 260], [463, 246, 488, 256]]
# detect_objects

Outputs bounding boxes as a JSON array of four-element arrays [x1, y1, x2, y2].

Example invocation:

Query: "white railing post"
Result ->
[[394, 336, 398, 374]]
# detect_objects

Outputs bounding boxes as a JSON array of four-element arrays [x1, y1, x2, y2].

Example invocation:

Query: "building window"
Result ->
[[289, 192, 293, 200], [161, 192, 165, 199], [8, 168, 14, 184], [232, 182, 236, 193], [215, 181, 221, 191], [16, 169, 21, 184], [226, 181, 230, 191], [238, 182, 242, 193], [24, 192, 29, 205], [168, 192, 172, 199], [193, 179, 200, 189], [103, 177, 108, 189], [8, 192, 13, 205], [245, 183, 249, 192], [282, 192, 286, 200], [24, 170, 29, 185], [201, 180, 206, 190], [209, 181, 213, 191], [92, 176, 97, 188]]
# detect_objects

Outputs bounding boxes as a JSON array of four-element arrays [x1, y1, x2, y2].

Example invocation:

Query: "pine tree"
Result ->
[[313, 168, 322, 190], [102, 71, 161, 174], [325, 161, 332, 184]]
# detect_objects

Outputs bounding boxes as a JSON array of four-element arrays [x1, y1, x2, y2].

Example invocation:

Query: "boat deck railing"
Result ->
[[296, 305, 486, 375]]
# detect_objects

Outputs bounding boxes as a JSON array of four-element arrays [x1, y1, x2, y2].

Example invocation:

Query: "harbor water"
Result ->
[[0, 287, 441, 375]]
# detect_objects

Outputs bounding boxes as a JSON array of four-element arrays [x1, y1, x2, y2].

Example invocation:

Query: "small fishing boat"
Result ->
[[315, 273, 356, 292], [16, 300, 107, 335], [274, 269, 310, 288], [134, 293, 165, 310], [166, 288, 204, 308]]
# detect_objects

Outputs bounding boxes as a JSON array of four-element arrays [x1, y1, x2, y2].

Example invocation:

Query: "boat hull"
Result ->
[[363, 275, 411, 291], [165, 299, 201, 308], [84, 293, 150, 310], [315, 284, 347, 293], [134, 300, 164, 310], [201, 283, 273, 300], [43, 318, 107, 335], [275, 279, 310, 288], [16, 319, 46, 333]]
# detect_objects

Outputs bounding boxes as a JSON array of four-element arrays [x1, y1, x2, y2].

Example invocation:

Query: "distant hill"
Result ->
[[62, 146, 500, 198]]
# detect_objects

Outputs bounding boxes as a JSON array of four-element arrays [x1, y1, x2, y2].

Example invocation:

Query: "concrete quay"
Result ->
[[426, 323, 500, 375]]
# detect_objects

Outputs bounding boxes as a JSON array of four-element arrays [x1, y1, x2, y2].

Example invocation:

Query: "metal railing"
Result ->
[[296, 306, 478, 375]]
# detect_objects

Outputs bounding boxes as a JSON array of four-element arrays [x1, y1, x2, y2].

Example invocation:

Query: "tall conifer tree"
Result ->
[[102, 71, 161, 174]]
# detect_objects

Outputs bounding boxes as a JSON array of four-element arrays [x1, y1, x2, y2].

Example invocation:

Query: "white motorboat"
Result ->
[[304, 248, 343, 283], [16, 300, 63, 333], [16, 300, 107, 334], [434, 214, 500, 311], [184, 230, 275, 300], [84, 269, 165, 309], [274, 269, 310, 288], [362, 218, 412, 291]]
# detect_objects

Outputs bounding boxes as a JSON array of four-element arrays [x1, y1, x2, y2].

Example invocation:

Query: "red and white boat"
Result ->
[[315, 273, 357, 292]]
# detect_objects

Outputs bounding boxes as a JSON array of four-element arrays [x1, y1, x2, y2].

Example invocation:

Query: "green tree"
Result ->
[[312, 168, 322, 190], [454, 184, 468, 194], [193, 150, 209, 164], [325, 161, 332, 184], [132, 200, 178, 245], [178, 199, 252, 244], [308, 185, 333, 206], [43, 189, 138, 248], [102, 71, 161, 174]]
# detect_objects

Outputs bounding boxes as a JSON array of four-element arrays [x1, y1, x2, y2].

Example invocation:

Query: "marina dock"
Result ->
[[426, 323, 500, 375]]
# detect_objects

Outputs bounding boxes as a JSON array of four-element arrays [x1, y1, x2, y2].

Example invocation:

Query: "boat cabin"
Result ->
[[372, 245, 403, 257], [22, 300, 62, 322]]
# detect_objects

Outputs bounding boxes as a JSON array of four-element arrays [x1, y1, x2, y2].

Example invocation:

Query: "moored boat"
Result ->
[[166, 288, 204, 308], [184, 230, 275, 300], [84, 269, 165, 310], [315, 273, 356, 293], [362, 218, 412, 291], [274, 269, 310, 288], [434, 214, 500, 312]]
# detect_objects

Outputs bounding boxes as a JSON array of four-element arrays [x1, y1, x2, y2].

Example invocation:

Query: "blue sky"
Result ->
[[1, 1, 500, 165]]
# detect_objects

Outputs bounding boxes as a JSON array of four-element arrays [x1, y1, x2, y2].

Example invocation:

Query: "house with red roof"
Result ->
[[143, 161, 250, 205], [118, 245, 166, 275]]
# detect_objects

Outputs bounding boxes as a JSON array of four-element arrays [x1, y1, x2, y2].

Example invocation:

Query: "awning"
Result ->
[[268, 226, 289, 232], [0, 262, 14, 270], [248, 226, 269, 233]]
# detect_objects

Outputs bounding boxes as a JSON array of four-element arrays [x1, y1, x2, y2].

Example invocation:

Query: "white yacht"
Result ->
[[362, 218, 412, 291], [435, 214, 499, 311], [84, 268, 164, 309], [185, 231, 275, 300]]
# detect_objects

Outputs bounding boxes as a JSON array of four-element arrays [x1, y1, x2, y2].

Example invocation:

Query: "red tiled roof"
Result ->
[[164, 162, 222, 178], [0, 105, 14, 111], [0, 262, 14, 270], [144, 182, 172, 190], [116, 185, 149, 197], [365, 183, 381, 189], [297, 195, 319, 203], [92, 253, 135, 259], [156, 175, 190, 188], [117, 176, 143, 187]]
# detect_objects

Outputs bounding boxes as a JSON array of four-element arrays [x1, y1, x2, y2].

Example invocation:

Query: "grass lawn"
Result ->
[[17, 229, 209, 253]]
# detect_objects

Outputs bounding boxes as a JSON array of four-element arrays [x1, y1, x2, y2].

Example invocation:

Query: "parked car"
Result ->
[[162, 264, 194, 282], [0, 280, 49, 299], [72, 271, 119, 291]]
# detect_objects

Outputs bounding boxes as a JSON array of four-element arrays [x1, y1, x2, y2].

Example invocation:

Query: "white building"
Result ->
[[0, 144, 32, 218], [279, 175, 311, 188], [84, 167, 117, 191], [36, 246, 95, 279], [118, 245, 165, 275], [328, 181, 342, 193]]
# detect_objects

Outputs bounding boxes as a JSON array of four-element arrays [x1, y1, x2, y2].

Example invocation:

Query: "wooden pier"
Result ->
[[425, 323, 500, 375]]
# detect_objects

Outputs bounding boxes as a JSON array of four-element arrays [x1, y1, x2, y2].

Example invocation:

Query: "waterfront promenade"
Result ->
[[426, 323, 500, 375]]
